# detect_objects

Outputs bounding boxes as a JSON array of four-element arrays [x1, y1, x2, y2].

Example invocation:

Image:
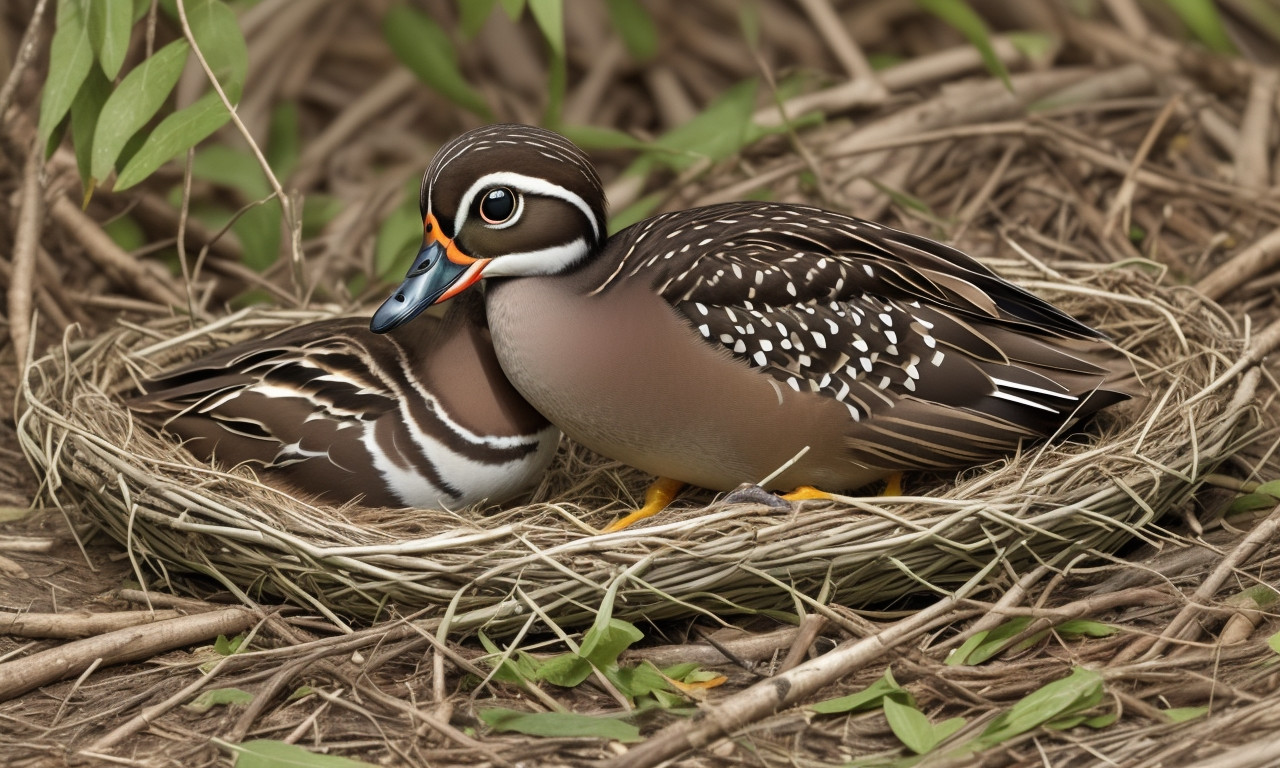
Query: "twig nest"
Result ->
[[18, 264, 1257, 635]]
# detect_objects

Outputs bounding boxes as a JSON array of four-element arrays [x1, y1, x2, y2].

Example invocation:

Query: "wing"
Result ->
[[129, 318, 407, 471], [596, 202, 1126, 468]]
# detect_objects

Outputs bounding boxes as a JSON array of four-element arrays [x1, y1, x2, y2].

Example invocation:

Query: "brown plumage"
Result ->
[[371, 124, 1138, 495], [131, 294, 559, 508]]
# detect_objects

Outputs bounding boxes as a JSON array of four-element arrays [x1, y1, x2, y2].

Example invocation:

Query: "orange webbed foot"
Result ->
[[602, 476, 685, 532]]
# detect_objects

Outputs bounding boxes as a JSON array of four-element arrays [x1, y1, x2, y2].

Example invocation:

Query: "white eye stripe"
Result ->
[[481, 238, 591, 277], [453, 172, 600, 241]]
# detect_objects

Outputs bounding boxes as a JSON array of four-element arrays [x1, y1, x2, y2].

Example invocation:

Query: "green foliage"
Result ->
[[384, 5, 492, 119], [219, 739, 379, 767], [605, 0, 658, 60], [916, 0, 1012, 91], [947, 617, 1033, 665], [41, 0, 252, 194], [1164, 706, 1209, 723], [1165, 0, 1237, 53], [811, 668, 912, 714], [116, 0, 249, 190], [214, 633, 245, 655], [39, 1, 95, 152], [459, 0, 499, 37], [88, 0, 133, 79], [1269, 628, 1280, 655], [975, 667, 1105, 746], [883, 697, 966, 755], [92, 39, 190, 181], [477, 617, 716, 713], [69, 65, 112, 198], [102, 212, 146, 251], [527, 0, 563, 59], [479, 708, 642, 741], [184, 687, 254, 713], [376, 179, 427, 279], [1228, 479, 1280, 516]]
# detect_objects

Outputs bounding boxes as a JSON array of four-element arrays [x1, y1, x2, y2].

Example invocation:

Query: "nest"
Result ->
[[17, 262, 1259, 635]]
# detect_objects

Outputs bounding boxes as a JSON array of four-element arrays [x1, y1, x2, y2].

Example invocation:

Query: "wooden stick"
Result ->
[[1141, 501, 1280, 660], [0, 609, 185, 639], [8, 136, 43, 372], [0, 608, 253, 702], [48, 196, 185, 307], [611, 565, 996, 768], [1196, 225, 1280, 302]]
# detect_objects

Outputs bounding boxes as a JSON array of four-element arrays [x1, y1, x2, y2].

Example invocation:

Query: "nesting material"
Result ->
[[18, 263, 1257, 634]]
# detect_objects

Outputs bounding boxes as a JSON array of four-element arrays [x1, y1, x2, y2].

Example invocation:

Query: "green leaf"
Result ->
[[287, 686, 316, 701], [498, 0, 524, 19], [527, 0, 563, 59], [1235, 0, 1280, 43], [1268, 629, 1280, 655], [1056, 620, 1117, 638], [535, 653, 593, 687], [1006, 31, 1057, 65], [579, 619, 644, 671], [233, 199, 283, 271], [612, 661, 675, 699], [88, 0, 133, 79], [185, 687, 254, 713], [182, 0, 249, 101], [948, 617, 1034, 666], [883, 697, 939, 755], [1082, 710, 1119, 728], [459, 0, 499, 37], [214, 633, 244, 655], [375, 181, 424, 277], [479, 708, 641, 742], [812, 669, 911, 714], [69, 64, 112, 197], [978, 667, 1104, 747], [559, 125, 649, 151], [384, 5, 491, 119], [1164, 706, 1209, 723], [739, 0, 761, 50], [1165, 0, 1237, 53], [191, 144, 270, 198], [605, 0, 657, 60], [916, 0, 1012, 91], [39, 1, 95, 151], [1228, 479, 1280, 516], [946, 631, 988, 667], [223, 739, 379, 767], [934, 716, 967, 742], [103, 213, 146, 251], [301, 194, 343, 237], [477, 631, 541, 685], [266, 101, 301, 178], [650, 78, 759, 170], [91, 38, 190, 181], [114, 89, 233, 190]]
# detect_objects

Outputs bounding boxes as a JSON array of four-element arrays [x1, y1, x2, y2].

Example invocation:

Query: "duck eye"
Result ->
[[478, 187, 517, 225]]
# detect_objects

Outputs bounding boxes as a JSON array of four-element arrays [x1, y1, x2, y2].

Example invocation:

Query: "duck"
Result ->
[[130, 291, 560, 509], [370, 124, 1135, 529]]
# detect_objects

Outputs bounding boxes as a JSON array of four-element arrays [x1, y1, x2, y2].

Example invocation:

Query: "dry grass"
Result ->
[[2, 2, 1280, 767], [16, 262, 1258, 638]]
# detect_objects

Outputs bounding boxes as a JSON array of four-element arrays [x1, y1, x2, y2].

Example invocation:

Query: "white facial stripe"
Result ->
[[453, 172, 599, 241], [482, 238, 590, 277]]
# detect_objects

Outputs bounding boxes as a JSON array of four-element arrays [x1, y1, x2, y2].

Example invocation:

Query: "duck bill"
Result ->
[[370, 238, 490, 334]]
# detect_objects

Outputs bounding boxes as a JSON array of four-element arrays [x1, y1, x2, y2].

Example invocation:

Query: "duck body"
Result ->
[[371, 124, 1135, 495], [131, 296, 559, 508]]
